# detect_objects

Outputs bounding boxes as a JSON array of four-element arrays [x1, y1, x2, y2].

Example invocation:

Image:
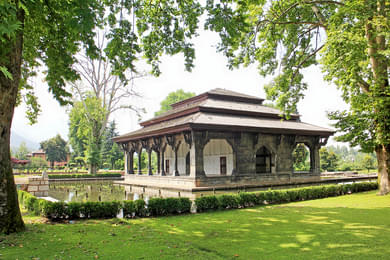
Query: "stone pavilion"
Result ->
[[113, 88, 334, 191]]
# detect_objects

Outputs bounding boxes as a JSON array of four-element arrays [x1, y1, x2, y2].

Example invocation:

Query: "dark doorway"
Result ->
[[256, 147, 272, 173], [165, 160, 170, 174], [185, 152, 190, 175], [220, 156, 227, 175]]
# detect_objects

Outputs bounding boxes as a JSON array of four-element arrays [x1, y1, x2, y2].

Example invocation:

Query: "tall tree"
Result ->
[[204, 0, 390, 194], [101, 121, 123, 169], [69, 96, 107, 174], [13, 142, 30, 160], [320, 147, 339, 172], [1, 0, 202, 233], [155, 89, 196, 116], [40, 134, 68, 168], [69, 34, 145, 164]]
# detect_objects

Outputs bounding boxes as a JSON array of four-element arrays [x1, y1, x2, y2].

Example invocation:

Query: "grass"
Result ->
[[1, 191, 390, 259]]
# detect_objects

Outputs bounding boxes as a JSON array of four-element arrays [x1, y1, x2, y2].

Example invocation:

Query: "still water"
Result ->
[[48, 180, 240, 202], [48, 178, 369, 202], [49, 181, 140, 202]]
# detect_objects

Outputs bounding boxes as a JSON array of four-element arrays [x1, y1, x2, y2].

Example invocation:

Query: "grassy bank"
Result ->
[[1, 191, 390, 259]]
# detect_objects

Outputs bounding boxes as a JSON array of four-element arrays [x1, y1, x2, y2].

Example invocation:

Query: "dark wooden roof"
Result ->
[[114, 88, 334, 143]]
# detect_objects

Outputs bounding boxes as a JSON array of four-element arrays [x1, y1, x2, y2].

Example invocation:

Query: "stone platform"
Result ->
[[117, 172, 322, 192]]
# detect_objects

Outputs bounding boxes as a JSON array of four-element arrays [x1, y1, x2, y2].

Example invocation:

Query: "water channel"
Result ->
[[48, 177, 376, 203]]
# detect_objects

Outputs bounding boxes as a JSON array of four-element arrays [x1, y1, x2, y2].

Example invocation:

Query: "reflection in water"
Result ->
[[49, 179, 362, 202], [49, 181, 128, 202]]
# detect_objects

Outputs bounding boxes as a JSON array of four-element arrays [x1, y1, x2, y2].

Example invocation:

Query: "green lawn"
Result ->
[[1, 191, 390, 259]]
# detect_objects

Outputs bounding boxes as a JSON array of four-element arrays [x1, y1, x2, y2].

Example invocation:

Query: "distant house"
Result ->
[[27, 149, 70, 167], [11, 157, 30, 166]]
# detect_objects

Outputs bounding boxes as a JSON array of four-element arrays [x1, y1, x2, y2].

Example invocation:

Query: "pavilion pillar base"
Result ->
[[120, 172, 322, 191]]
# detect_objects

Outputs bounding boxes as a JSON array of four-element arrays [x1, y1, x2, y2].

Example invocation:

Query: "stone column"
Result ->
[[189, 131, 206, 177], [160, 146, 166, 176], [310, 145, 321, 174], [156, 151, 160, 174], [129, 151, 134, 174], [147, 149, 153, 175], [138, 149, 142, 175], [124, 150, 129, 174], [173, 146, 179, 176], [227, 138, 238, 175]]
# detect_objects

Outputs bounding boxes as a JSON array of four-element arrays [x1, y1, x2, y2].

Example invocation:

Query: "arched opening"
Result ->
[[177, 142, 190, 176], [256, 146, 272, 173], [164, 145, 174, 175], [151, 150, 158, 174], [133, 150, 147, 174], [292, 143, 311, 173], [203, 139, 233, 176]]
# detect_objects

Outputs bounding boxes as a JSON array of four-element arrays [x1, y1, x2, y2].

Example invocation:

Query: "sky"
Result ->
[[11, 29, 348, 147]]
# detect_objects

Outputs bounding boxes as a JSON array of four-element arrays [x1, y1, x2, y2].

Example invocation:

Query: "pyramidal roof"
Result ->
[[114, 88, 334, 143]]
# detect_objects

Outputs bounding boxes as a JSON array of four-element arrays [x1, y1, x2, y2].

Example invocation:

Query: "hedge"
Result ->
[[48, 173, 122, 179], [18, 190, 191, 220], [194, 182, 378, 212], [18, 182, 377, 220]]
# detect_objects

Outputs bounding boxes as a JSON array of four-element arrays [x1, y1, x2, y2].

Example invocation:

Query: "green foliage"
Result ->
[[69, 96, 107, 173], [19, 182, 377, 222], [217, 194, 239, 209], [320, 147, 339, 172], [237, 192, 257, 207], [101, 121, 123, 170], [29, 157, 48, 168], [293, 144, 310, 171], [40, 134, 68, 167], [195, 182, 378, 212], [122, 200, 147, 218], [203, 0, 390, 192], [8, 191, 390, 259], [361, 154, 376, 172], [144, 197, 192, 216], [323, 145, 377, 172], [194, 196, 219, 212], [154, 89, 196, 116], [13, 142, 31, 160]]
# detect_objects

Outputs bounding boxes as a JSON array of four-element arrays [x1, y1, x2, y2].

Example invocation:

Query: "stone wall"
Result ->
[[27, 173, 49, 197]]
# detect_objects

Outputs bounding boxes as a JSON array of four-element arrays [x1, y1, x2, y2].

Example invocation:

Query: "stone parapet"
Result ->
[[120, 172, 322, 191], [26, 173, 49, 197]]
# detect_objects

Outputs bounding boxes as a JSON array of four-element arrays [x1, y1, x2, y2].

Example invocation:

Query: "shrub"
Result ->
[[177, 198, 192, 214], [147, 197, 192, 216], [195, 195, 219, 212], [18, 182, 378, 220], [238, 192, 257, 207], [218, 194, 239, 209], [286, 189, 300, 202], [67, 202, 82, 219], [148, 198, 167, 216], [165, 197, 181, 214], [134, 199, 147, 217], [123, 201, 136, 218], [255, 191, 267, 205]]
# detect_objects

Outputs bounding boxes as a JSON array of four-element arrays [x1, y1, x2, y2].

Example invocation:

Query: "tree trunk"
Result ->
[[88, 164, 98, 175], [88, 125, 101, 175], [0, 4, 25, 234], [376, 145, 390, 195]]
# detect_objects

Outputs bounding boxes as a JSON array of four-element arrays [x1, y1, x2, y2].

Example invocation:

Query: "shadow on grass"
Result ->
[[1, 192, 390, 259]]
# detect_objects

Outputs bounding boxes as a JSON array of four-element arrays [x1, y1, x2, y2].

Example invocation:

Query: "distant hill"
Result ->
[[11, 131, 39, 150]]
